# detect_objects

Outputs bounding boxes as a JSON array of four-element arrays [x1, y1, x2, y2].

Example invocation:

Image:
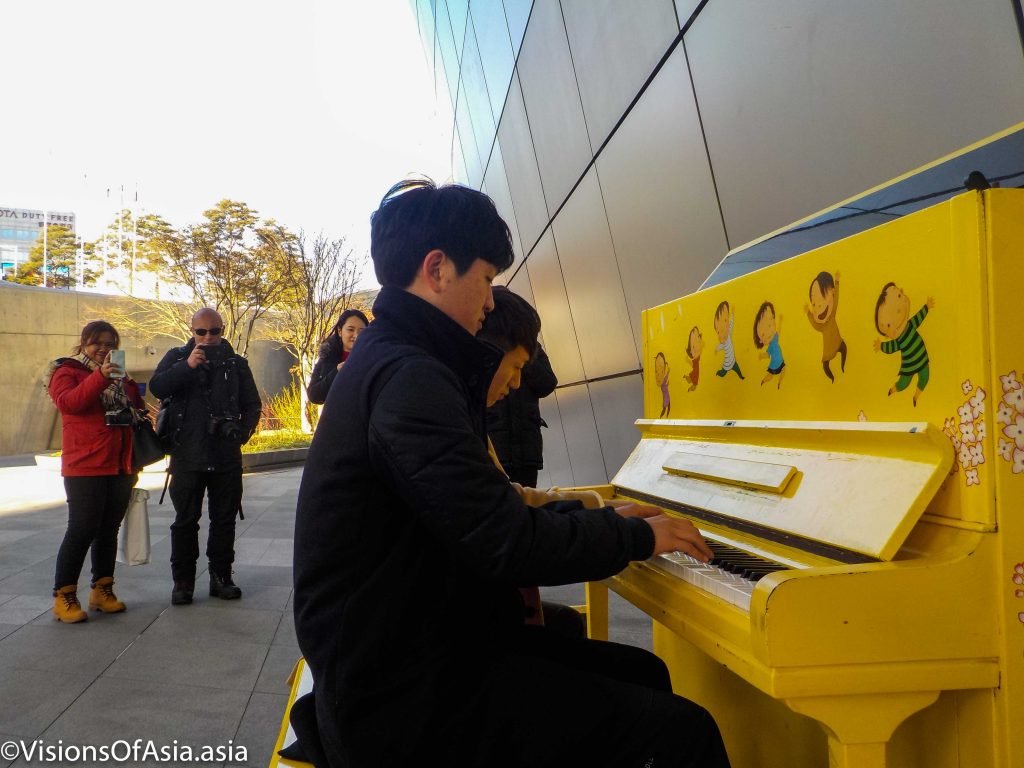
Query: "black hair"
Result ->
[[75, 320, 119, 354], [477, 285, 540, 358], [686, 326, 700, 359], [714, 300, 730, 324], [874, 281, 897, 334], [333, 308, 369, 334], [809, 271, 835, 300], [753, 301, 775, 349], [369, 178, 515, 288]]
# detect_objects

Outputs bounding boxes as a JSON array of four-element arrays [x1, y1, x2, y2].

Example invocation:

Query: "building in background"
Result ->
[[0, 207, 77, 280], [410, 0, 1024, 488]]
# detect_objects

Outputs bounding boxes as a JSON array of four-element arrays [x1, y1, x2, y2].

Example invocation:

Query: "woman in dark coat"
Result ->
[[306, 309, 369, 405], [46, 320, 145, 623]]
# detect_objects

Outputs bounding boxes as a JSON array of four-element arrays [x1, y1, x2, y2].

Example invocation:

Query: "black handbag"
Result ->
[[132, 415, 166, 471]]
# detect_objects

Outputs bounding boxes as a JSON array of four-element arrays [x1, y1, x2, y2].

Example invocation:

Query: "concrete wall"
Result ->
[[412, 0, 1024, 487], [0, 281, 292, 456]]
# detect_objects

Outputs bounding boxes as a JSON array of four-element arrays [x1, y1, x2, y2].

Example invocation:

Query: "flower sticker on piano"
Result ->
[[969, 387, 986, 418], [1001, 371, 1021, 393], [1014, 563, 1024, 585], [976, 420, 987, 441], [965, 468, 980, 486], [999, 401, 1016, 425], [1007, 388, 1024, 415], [1000, 439, 1014, 461], [959, 420, 976, 444], [1005, 414, 1024, 451], [962, 379, 974, 396], [959, 443, 973, 470], [1014, 448, 1024, 475], [968, 443, 985, 467], [958, 403, 974, 424]]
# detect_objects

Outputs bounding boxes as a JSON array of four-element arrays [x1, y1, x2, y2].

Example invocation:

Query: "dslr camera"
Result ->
[[209, 414, 243, 442], [105, 409, 133, 427]]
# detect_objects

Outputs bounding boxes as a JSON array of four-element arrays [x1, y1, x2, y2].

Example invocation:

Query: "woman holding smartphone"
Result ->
[[46, 320, 145, 623]]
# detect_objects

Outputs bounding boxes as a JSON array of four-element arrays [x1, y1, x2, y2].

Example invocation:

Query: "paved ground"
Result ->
[[0, 458, 653, 768]]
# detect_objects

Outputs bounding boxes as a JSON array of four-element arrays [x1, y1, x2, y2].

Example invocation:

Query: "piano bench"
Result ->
[[269, 657, 314, 768]]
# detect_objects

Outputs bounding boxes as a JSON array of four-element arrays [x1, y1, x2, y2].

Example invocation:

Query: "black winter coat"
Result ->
[[292, 287, 654, 767], [487, 345, 557, 473], [149, 339, 262, 472], [306, 335, 345, 405]]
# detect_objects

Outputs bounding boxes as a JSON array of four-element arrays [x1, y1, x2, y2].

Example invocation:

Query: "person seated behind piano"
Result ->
[[306, 308, 369, 405], [293, 179, 730, 768], [479, 285, 665, 637]]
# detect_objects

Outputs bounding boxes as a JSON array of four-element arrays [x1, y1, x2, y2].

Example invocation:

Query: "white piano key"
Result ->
[[650, 551, 757, 611]]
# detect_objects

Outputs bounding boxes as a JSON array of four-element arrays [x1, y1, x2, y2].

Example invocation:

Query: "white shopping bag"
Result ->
[[117, 487, 151, 566]]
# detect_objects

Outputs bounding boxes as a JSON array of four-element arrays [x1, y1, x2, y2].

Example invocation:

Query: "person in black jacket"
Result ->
[[486, 339, 556, 488], [149, 308, 261, 606], [306, 309, 369, 405], [292, 179, 730, 768]]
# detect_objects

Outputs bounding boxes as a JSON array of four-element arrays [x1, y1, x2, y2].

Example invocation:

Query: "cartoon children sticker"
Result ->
[[654, 352, 671, 417], [713, 301, 744, 379], [684, 326, 702, 392], [805, 271, 848, 382], [753, 302, 785, 388], [872, 282, 935, 406]]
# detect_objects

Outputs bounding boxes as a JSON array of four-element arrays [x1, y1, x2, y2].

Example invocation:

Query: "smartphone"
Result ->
[[107, 349, 126, 378]]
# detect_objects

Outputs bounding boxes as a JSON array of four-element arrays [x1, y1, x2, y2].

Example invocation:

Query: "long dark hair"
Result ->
[[333, 309, 369, 335], [74, 320, 120, 355]]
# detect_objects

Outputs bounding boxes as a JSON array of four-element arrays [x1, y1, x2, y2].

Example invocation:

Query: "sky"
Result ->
[[2, 0, 453, 288]]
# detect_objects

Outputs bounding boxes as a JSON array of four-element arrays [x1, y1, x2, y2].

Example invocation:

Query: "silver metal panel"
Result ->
[[481, 142, 526, 275], [588, 373, 644, 480], [686, 0, 1024, 248], [470, 1, 516, 125], [503, 0, 534, 60], [415, 0, 436, 74], [550, 168, 639, 378], [524, 230, 586, 385], [447, 0, 470, 56], [452, 123, 470, 185], [461, 19, 497, 172], [537, 392, 573, 488], [554, 383, 609, 486], [496, 72, 550, 252], [435, 0, 461, 111], [516, 0, 594, 215], [673, 0, 703, 27], [561, 0, 679, 150], [455, 83, 485, 187], [596, 46, 728, 355]]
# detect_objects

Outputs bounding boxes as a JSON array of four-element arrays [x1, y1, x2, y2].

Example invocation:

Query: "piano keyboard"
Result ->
[[651, 540, 790, 611]]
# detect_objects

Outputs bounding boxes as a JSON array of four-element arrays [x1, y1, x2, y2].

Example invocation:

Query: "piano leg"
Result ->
[[786, 691, 940, 768], [585, 581, 609, 641]]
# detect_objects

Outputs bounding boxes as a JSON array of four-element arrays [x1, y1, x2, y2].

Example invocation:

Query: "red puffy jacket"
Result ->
[[48, 359, 144, 477]]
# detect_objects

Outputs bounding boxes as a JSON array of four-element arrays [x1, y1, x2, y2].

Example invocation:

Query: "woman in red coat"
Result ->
[[46, 320, 145, 623]]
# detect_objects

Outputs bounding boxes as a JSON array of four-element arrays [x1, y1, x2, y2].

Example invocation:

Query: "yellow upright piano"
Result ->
[[584, 187, 1024, 768]]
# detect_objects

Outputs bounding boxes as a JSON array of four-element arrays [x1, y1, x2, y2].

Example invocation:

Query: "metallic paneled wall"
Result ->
[[412, 0, 1024, 488]]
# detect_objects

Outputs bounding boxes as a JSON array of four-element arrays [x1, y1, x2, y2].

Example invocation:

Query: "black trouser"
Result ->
[[452, 627, 731, 768], [168, 468, 242, 582], [55, 474, 136, 591]]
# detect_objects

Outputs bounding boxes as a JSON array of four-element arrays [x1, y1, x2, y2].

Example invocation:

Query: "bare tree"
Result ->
[[164, 200, 298, 356], [262, 232, 368, 432]]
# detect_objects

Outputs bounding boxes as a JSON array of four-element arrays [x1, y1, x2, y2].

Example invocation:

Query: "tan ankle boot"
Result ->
[[88, 576, 126, 613], [53, 586, 87, 623]]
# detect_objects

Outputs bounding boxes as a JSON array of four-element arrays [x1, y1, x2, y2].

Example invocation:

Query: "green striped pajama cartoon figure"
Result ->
[[872, 282, 935, 407]]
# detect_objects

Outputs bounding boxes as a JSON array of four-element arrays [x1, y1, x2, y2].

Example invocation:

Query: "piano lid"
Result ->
[[612, 419, 953, 563]]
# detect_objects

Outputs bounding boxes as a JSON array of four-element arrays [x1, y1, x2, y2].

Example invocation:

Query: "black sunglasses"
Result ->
[[192, 327, 223, 337]]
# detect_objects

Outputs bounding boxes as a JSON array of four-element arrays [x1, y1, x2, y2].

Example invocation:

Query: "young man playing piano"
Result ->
[[293, 179, 730, 768]]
